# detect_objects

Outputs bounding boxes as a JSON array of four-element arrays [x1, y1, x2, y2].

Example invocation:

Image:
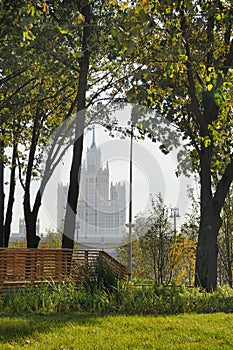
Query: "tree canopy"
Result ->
[[110, 0, 233, 290], [1, 0, 233, 291]]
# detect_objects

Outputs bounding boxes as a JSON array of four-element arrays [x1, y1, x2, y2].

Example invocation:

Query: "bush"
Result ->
[[2, 282, 79, 313], [2, 278, 233, 315], [78, 256, 119, 295]]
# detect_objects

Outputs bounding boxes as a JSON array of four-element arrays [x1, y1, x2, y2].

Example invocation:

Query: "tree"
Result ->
[[61, 0, 134, 248], [168, 187, 199, 285], [115, 234, 146, 280], [169, 236, 196, 285], [117, 194, 176, 284], [217, 185, 233, 287], [0, 1, 126, 247], [0, 1, 30, 247], [62, 0, 90, 249], [40, 229, 63, 248], [138, 194, 174, 285], [0, 131, 4, 246], [116, 192, 197, 285], [0, 1, 80, 247], [115, 0, 233, 291]]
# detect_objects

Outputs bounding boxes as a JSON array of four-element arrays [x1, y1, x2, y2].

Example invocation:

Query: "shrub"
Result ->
[[78, 256, 119, 295], [2, 279, 233, 315]]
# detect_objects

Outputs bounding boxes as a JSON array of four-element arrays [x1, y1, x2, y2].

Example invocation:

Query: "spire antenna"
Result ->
[[91, 126, 96, 149]]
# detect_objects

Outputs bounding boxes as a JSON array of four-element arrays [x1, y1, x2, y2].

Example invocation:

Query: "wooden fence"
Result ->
[[0, 248, 127, 295]]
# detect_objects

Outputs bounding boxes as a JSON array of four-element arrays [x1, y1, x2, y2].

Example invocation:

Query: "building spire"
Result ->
[[91, 126, 96, 149]]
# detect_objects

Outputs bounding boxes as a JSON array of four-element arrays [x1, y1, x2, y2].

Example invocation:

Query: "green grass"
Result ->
[[3, 282, 233, 315], [0, 312, 233, 349]]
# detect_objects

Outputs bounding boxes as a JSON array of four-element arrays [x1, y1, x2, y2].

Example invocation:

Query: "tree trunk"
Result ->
[[195, 148, 233, 291], [62, 1, 90, 249], [24, 191, 41, 248], [194, 143, 219, 291], [4, 142, 17, 247], [195, 206, 222, 291], [0, 135, 4, 247], [23, 111, 41, 248]]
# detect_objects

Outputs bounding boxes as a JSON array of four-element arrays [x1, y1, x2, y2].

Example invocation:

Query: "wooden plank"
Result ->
[[0, 248, 127, 295]]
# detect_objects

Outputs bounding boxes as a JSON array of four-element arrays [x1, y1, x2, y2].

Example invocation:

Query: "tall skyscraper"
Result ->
[[57, 129, 126, 247]]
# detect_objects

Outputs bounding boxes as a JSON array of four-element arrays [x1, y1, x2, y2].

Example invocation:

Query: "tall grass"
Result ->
[[1, 256, 233, 315], [2, 282, 233, 315]]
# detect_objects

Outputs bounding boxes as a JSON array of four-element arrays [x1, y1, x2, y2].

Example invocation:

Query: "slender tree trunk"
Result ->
[[62, 1, 90, 249], [23, 111, 41, 248], [4, 142, 17, 247], [0, 134, 4, 247]]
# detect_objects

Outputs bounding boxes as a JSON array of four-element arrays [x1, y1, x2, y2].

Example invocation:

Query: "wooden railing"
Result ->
[[0, 248, 127, 294], [99, 251, 128, 279]]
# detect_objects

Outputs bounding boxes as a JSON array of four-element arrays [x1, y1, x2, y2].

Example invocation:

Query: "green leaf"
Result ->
[[58, 27, 69, 35], [23, 30, 36, 41], [204, 138, 211, 148], [27, 5, 35, 17]]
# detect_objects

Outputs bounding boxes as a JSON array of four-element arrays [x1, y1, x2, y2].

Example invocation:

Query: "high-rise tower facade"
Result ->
[[57, 129, 126, 247]]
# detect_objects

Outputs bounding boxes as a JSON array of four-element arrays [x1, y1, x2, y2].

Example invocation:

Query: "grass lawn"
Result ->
[[0, 312, 233, 349]]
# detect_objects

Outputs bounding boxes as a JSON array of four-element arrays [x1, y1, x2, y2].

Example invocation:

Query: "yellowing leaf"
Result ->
[[27, 5, 35, 16], [203, 138, 211, 148], [58, 26, 69, 34], [77, 13, 85, 22], [23, 30, 36, 41], [43, 2, 49, 14], [207, 84, 213, 91], [110, 0, 118, 5]]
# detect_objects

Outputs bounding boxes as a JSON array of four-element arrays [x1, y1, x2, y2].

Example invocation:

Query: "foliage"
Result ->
[[2, 281, 78, 313], [116, 193, 196, 285], [0, 0, 129, 246], [171, 186, 200, 284], [180, 186, 200, 240], [2, 282, 233, 316], [40, 229, 63, 248], [112, 0, 233, 290], [137, 193, 174, 285], [78, 255, 119, 295], [0, 0, 80, 246], [115, 236, 146, 279], [168, 236, 196, 285]]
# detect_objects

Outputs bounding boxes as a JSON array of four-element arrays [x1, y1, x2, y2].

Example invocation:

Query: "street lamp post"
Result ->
[[126, 125, 134, 281], [76, 221, 80, 243], [170, 207, 180, 234], [126, 222, 135, 281]]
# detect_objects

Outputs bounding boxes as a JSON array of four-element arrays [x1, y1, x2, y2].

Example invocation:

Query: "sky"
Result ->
[[11, 104, 196, 235]]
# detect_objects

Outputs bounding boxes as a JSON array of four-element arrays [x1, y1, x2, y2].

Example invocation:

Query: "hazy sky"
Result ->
[[41, 126, 194, 234], [11, 105, 196, 234]]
